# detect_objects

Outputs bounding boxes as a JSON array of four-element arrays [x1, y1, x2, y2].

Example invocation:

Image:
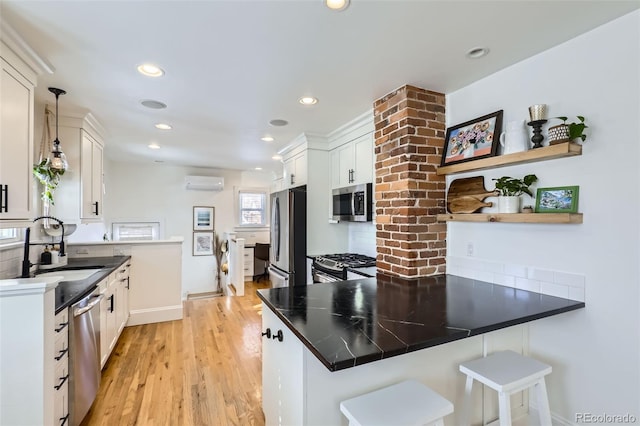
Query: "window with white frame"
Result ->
[[238, 190, 267, 226], [0, 228, 19, 242]]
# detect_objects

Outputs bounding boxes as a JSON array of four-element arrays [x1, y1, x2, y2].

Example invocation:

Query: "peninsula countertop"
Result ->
[[257, 273, 585, 371]]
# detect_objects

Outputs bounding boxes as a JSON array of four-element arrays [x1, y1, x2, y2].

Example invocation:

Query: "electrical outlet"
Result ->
[[114, 247, 125, 256], [466, 242, 474, 257], [76, 248, 89, 255]]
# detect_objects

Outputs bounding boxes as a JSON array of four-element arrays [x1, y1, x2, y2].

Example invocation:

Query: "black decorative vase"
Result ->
[[527, 119, 547, 149]]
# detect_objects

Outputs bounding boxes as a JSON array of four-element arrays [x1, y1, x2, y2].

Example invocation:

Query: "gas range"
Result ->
[[312, 253, 377, 282]]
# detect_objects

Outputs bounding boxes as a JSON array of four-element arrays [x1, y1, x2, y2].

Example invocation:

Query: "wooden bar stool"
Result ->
[[339, 379, 454, 426], [459, 350, 552, 426]]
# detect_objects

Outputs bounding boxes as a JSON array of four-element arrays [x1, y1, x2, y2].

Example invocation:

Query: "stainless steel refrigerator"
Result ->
[[269, 186, 307, 288]]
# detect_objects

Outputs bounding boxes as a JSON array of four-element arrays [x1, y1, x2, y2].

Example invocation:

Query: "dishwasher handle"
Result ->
[[74, 295, 103, 317]]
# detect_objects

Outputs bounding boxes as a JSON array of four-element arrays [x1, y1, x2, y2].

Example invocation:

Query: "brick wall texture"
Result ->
[[373, 85, 447, 278]]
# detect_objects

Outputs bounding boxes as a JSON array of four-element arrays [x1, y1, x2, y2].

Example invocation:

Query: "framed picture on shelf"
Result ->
[[193, 206, 214, 231], [440, 110, 503, 167], [535, 186, 579, 213], [193, 231, 214, 256]]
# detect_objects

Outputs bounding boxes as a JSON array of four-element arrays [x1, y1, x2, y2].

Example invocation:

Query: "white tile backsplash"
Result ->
[[515, 277, 541, 293], [348, 222, 376, 257], [540, 281, 570, 299], [447, 256, 586, 302]]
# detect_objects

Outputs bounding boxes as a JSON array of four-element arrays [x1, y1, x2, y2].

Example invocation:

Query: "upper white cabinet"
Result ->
[[0, 42, 36, 223], [54, 113, 105, 224], [80, 130, 103, 220], [283, 150, 308, 189], [330, 133, 373, 189]]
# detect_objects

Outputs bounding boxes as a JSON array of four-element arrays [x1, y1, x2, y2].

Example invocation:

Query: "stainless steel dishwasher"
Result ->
[[69, 288, 102, 426]]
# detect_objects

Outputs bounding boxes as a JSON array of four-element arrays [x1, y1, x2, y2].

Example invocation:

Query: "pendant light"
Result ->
[[48, 87, 68, 172]]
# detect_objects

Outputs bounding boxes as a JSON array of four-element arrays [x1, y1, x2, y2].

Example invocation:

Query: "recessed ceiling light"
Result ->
[[154, 160, 164, 163], [148, 143, 160, 149], [261, 136, 274, 142], [466, 47, 489, 59], [272, 155, 283, 161], [255, 167, 263, 171], [137, 63, 164, 77], [155, 123, 172, 130], [141, 100, 167, 109], [325, 0, 350, 11], [299, 96, 318, 105], [269, 119, 288, 127]]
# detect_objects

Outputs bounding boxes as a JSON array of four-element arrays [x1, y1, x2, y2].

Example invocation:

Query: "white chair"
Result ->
[[339, 379, 454, 426], [459, 350, 552, 426]]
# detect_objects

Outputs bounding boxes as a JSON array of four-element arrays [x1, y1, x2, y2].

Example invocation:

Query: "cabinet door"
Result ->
[[0, 58, 33, 220], [99, 290, 109, 368], [80, 133, 93, 219], [283, 157, 295, 188], [293, 152, 307, 186], [331, 143, 354, 189], [92, 141, 103, 218], [80, 132, 103, 220], [353, 134, 373, 184], [262, 305, 304, 426]]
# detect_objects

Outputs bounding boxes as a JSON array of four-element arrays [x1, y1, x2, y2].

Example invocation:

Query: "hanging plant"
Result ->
[[33, 159, 64, 204]]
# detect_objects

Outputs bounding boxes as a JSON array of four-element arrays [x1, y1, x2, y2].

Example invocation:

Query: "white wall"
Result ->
[[102, 160, 271, 297], [446, 11, 639, 423]]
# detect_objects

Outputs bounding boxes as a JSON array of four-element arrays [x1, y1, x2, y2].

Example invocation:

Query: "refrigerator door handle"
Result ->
[[274, 197, 280, 262]]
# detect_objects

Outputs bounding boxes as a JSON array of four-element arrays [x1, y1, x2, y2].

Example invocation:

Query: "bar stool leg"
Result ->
[[498, 391, 512, 426], [535, 378, 553, 426], [460, 375, 474, 426]]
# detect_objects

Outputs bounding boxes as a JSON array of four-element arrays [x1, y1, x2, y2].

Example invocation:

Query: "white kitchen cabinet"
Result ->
[[283, 151, 307, 189], [99, 262, 130, 369], [243, 247, 254, 281], [0, 44, 35, 223], [330, 133, 373, 189], [81, 131, 103, 220], [262, 305, 304, 426], [54, 113, 105, 225]]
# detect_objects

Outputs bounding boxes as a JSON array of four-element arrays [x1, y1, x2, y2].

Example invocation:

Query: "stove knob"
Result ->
[[336, 262, 344, 269]]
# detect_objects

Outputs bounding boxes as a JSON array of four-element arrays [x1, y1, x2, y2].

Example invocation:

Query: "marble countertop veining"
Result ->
[[257, 273, 585, 371]]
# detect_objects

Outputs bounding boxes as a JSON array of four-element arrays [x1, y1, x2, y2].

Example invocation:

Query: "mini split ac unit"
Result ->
[[184, 175, 224, 191]]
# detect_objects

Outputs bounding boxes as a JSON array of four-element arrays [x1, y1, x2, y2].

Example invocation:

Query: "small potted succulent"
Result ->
[[548, 116, 588, 145], [492, 174, 538, 213]]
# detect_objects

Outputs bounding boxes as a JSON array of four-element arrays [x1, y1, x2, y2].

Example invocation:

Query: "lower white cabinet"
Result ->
[[262, 306, 304, 426], [244, 247, 254, 281], [53, 308, 70, 426], [99, 261, 131, 368]]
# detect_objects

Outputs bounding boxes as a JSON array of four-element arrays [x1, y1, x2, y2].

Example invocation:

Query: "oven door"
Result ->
[[311, 266, 341, 283]]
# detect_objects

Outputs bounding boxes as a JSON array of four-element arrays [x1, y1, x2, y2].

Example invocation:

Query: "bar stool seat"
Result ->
[[340, 379, 454, 426], [459, 350, 552, 426]]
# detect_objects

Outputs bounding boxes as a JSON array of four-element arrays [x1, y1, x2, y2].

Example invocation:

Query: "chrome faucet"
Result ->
[[21, 215, 66, 278]]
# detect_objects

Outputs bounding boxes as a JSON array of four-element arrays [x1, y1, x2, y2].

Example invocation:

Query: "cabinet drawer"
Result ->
[[54, 309, 69, 335], [54, 331, 69, 362], [53, 359, 69, 426]]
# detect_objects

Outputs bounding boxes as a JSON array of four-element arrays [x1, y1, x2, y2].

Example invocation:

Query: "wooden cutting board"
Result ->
[[446, 176, 497, 214]]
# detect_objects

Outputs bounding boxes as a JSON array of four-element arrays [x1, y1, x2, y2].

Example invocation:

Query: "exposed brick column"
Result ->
[[373, 85, 447, 278]]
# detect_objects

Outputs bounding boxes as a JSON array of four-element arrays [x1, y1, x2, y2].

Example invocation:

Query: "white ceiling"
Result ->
[[2, 1, 638, 173]]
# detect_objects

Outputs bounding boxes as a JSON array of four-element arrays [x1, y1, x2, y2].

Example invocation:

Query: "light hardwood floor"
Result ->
[[82, 280, 270, 426]]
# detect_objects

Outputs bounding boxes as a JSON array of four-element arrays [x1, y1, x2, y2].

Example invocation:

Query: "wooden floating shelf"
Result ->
[[437, 213, 583, 224], [436, 142, 582, 176]]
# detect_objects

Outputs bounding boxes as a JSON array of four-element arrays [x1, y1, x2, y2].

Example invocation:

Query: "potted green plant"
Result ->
[[492, 174, 538, 213], [548, 116, 588, 145], [33, 159, 65, 206]]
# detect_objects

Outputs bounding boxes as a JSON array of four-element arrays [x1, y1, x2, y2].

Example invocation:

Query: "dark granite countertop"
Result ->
[[257, 273, 585, 372], [40, 256, 131, 314]]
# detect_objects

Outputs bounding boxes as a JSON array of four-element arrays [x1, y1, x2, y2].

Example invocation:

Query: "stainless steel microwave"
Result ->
[[332, 183, 373, 222]]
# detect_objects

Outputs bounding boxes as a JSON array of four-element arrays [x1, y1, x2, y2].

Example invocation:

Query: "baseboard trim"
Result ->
[[127, 305, 183, 326]]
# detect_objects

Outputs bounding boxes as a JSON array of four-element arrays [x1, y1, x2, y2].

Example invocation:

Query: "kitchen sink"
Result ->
[[36, 268, 103, 281]]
